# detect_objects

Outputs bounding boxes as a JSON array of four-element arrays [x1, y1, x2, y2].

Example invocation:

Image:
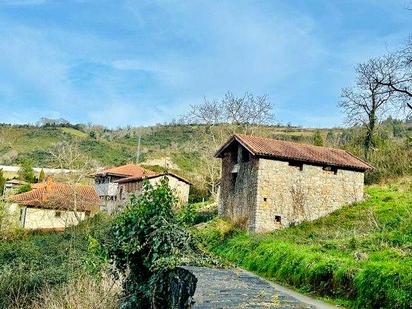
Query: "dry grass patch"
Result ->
[[30, 273, 121, 309]]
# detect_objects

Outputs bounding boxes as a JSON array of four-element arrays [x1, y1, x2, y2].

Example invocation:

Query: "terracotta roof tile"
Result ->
[[96, 164, 159, 178], [9, 181, 99, 212], [215, 134, 373, 171]]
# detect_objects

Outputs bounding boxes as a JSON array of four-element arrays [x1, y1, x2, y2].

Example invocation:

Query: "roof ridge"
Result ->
[[234, 133, 346, 152], [217, 134, 373, 171]]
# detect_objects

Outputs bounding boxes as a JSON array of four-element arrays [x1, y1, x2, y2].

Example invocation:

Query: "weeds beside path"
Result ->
[[196, 179, 412, 308]]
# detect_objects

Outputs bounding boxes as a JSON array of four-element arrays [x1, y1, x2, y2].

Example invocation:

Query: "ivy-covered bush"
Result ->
[[107, 179, 203, 308]]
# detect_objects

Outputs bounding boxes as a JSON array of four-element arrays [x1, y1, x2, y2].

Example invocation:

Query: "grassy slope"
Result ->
[[197, 178, 412, 308], [0, 214, 109, 309]]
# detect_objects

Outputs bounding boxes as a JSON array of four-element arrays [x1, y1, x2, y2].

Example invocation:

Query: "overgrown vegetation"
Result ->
[[0, 214, 111, 309], [197, 178, 412, 308], [106, 179, 213, 308], [18, 159, 35, 183], [0, 170, 5, 196]]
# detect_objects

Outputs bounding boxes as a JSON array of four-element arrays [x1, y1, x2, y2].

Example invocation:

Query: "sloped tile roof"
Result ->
[[9, 181, 99, 211], [215, 134, 373, 171], [96, 163, 159, 178]]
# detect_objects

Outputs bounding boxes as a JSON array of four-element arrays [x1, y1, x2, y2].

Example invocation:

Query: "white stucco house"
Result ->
[[7, 177, 99, 231]]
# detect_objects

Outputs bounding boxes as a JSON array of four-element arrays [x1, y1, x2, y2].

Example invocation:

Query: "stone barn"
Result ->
[[215, 134, 373, 233]]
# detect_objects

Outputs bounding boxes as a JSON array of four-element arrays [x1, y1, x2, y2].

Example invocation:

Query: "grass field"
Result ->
[[59, 127, 88, 138], [0, 214, 110, 309], [197, 178, 412, 308]]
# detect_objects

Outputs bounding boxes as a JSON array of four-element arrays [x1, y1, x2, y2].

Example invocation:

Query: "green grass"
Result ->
[[197, 180, 412, 308], [0, 214, 110, 309], [59, 127, 88, 138]]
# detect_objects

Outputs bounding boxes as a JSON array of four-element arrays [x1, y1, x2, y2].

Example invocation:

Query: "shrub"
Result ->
[[106, 179, 205, 308], [16, 183, 31, 194], [18, 159, 35, 183]]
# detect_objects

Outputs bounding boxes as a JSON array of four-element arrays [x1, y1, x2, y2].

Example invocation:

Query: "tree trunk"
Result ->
[[364, 109, 377, 160]]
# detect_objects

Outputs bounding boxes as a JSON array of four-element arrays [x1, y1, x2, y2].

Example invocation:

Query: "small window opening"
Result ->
[[241, 148, 250, 163], [232, 149, 239, 164], [263, 197, 267, 202], [231, 173, 238, 187], [55, 211, 61, 218], [119, 187, 123, 200], [275, 215, 282, 223], [323, 166, 338, 175], [289, 161, 303, 171]]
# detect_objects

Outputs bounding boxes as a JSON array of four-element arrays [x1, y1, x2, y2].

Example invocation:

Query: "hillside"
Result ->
[[0, 119, 411, 194], [0, 123, 326, 165], [197, 178, 412, 308], [0, 123, 337, 177]]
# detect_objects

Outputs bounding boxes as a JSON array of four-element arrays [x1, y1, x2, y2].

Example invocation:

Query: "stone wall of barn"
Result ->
[[253, 159, 365, 232], [218, 148, 259, 231]]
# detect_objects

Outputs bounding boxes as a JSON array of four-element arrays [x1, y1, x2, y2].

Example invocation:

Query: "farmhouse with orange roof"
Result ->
[[94, 163, 190, 213]]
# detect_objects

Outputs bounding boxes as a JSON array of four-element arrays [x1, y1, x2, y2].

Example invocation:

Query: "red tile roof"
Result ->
[[96, 164, 159, 178], [215, 134, 373, 171], [9, 180, 99, 212]]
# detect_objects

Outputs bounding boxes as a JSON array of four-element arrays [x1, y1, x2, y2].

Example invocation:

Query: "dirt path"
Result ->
[[184, 267, 339, 309]]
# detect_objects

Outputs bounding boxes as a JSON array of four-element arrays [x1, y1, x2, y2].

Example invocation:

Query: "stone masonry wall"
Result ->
[[254, 159, 364, 232], [218, 149, 259, 230]]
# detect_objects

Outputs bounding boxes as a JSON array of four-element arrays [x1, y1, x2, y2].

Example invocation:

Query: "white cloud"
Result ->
[[0, 0, 411, 127]]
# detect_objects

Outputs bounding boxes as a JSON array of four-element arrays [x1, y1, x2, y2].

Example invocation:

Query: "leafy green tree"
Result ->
[[38, 168, 45, 183], [89, 130, 96, 139], [326, 130, 335, 145], [17, 183, 32, 194], [0, 169, 5, 196], [313, 130, 324, 146], [107, 179, 203, 308], [18, 160, 35, 183]]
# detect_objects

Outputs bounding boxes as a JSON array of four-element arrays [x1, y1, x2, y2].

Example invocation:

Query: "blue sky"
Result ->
[[0, 0, 411, 128]]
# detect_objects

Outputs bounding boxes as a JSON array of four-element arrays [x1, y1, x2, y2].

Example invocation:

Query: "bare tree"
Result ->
[[340, 58, 398, 159], [48, 141, 100, 222], [188, 92, 273, 132], [374, 41, 412, 112], [186, 92, 274, 195]]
